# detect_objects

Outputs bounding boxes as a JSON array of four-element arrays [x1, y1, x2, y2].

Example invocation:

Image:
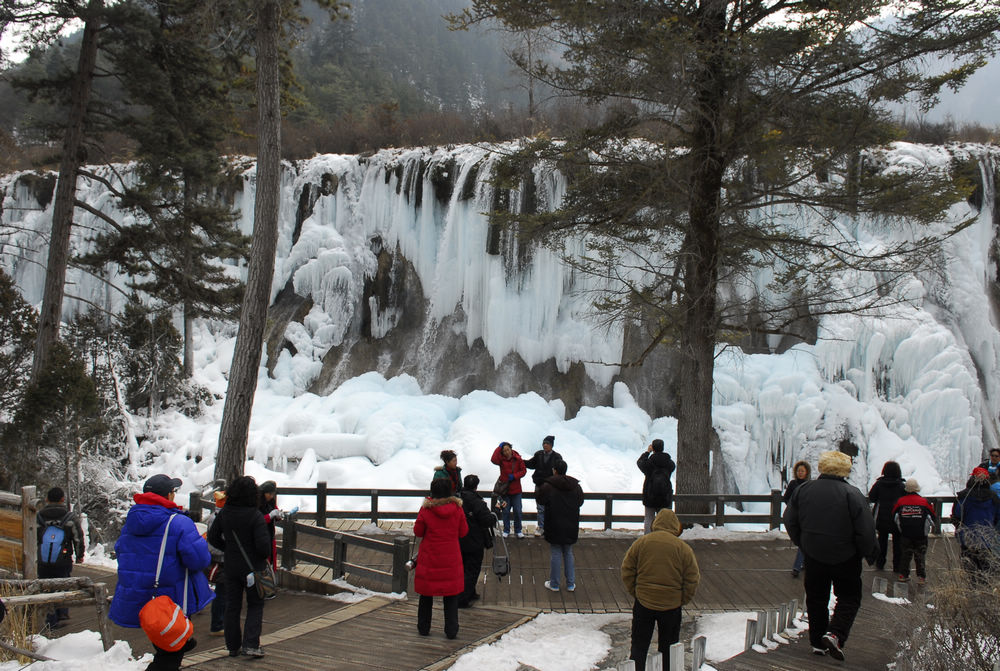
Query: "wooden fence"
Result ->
[[0, 486, 37, 580], [0, 577, 113, 652], [194, 484, 957, 534]]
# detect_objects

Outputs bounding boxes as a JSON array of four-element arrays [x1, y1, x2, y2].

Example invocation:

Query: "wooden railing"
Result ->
[[187, 486, 960, 595], [0, 486, 37, 580], [1, 577, 112, 651]]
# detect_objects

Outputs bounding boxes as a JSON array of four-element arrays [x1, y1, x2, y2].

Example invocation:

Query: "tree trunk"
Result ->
[[215, 0, 282, 485], [183, 301, 194, 377], [30, 0, 103, 385], [674, 1, 727, 515]]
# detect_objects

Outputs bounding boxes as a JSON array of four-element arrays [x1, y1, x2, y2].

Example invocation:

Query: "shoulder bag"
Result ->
[[232, 530, 277, 600]]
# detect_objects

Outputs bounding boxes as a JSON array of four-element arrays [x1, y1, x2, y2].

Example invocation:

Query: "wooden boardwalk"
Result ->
[[57, 528, 962, 670]]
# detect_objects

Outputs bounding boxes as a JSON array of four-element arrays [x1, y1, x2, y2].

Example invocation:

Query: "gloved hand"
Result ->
[[507, 474, 514, 481], [268, 509, 284, 521]]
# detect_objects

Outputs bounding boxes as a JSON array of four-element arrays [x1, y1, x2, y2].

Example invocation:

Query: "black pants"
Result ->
[[803, 554, 862, 648], [223, 571, 265, 653], [417, 594, 459, 638], [145, 638, 196, 671], [875, 526, 901, 572], [898, 537, 928, 579], [38, 562, 72, 625], [629, 599, 682, 671], [459, 550, 484, 606]]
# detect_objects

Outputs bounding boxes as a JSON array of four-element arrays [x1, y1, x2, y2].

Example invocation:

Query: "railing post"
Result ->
[[188, 492, 202, 522], [316, 481, 327, 529], [332, 532, 345, 579], [371, 490, 379, 526], [932, 498, 944, 535], [604, 495, 614, 530], [715, 496, 726, 528], [92, 582, 112, 651], [280, 514, 298, 570], [391, 536, 410, 594], [21, 485, 37, 580], [769, 489, 782, 529]]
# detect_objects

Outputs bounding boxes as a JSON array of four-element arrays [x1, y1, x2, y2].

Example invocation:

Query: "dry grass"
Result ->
[[892, 536, 1000, 671], [0, 582, 37, 664]]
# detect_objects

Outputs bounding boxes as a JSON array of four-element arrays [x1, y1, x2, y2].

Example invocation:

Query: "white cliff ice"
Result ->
[[2, 141, 999, 496]]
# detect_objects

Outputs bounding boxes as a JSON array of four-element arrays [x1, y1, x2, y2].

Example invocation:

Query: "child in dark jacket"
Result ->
[[891, 478, 936, 584]]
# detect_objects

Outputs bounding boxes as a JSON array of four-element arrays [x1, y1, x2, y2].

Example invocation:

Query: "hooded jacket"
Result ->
[[536, 473, 584, 545], [109, 493, 213, 628], [783, 452, 877, 565], [491, 446, 527, 495], [620, 509, 700, 611], [892, 493, 936, 539], [414, 496, 468, 596], [207, 503, 271, 577], [952, 481, 1000, 549]]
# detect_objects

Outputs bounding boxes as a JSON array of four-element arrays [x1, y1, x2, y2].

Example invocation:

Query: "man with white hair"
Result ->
[[783, 451, 877, 662]]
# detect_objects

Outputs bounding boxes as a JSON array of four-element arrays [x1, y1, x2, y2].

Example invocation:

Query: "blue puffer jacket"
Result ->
[[952, 482, 1000, 550], [109, 493, 214, 628]]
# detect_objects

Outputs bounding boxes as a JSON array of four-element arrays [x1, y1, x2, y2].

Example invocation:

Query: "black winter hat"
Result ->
[[543, 435, 555, 446]]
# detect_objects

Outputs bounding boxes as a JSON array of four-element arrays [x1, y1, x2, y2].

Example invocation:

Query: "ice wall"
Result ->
[[2, 141, 999, 494]]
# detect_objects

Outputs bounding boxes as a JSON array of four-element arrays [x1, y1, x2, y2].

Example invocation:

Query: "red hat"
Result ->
[[972, 467, 990, 481]]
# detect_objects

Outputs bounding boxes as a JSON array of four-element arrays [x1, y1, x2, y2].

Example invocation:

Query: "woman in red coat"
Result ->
[[414, 478, 468, 638], [491, 441, 527, 537]]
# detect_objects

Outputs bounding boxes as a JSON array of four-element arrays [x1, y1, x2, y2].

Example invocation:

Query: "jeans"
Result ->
[[536, 502, 546, 530], [803, 553, 862, 648], [548, 543, 575, 589], [898, 537, 927, 579], [417, 594, 459, 638], [629, 599, 682, 671], [792, 548, 805, 573], [223, 570, 265, 653], [502, 493, 523, 534]]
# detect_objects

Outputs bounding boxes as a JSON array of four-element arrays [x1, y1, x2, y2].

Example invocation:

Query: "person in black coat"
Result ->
[[868, 460, 906, 572], [457, 474, 495, 608], [537, 459, 584, 592], [525, 435, 562, 535], [637, 439, 675, 533], [36, 486, 85, 628], [207, 476, 272, 659]]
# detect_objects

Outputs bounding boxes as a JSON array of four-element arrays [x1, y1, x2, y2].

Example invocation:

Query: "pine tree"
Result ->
[[77, 0, 251, 377], [0, 269, 38, 418], [454, 0, 1000, 507]]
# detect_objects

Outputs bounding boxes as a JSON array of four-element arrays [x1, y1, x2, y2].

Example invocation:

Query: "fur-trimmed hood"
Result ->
[[421, 495, 462, 510], [818, 451, 852, 478]]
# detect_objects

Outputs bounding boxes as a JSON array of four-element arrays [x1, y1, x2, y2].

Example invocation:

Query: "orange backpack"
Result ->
[[138, 514, 192, 652]]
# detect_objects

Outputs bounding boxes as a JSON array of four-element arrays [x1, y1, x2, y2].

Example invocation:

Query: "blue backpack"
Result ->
[[40, 513, 72, 564]]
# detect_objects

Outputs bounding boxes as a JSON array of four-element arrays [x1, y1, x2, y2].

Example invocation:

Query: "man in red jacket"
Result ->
[[491, 442, 527, 538]]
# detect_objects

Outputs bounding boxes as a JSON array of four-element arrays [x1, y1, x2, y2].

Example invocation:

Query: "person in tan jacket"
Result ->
[[621, 508, 700, 671]]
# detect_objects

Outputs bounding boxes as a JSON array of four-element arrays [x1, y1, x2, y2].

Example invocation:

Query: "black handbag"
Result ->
[[232, 533, 278, 600]]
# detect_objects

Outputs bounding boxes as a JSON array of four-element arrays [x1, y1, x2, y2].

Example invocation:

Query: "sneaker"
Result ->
[[916, 576, 926, 585], [516, 532, 525, 538], [534, 527, 543, 536], [241, 647, 265, 658], [821, 632, 845, 661], [502, 532, 509, 538], [228, 650, 240, 658], [812, 646, 827, 656], [543, 580, 559, 592], [567, 584, 576, 592], [791, 569, 800, 578], [897, 574, 910, 582]]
